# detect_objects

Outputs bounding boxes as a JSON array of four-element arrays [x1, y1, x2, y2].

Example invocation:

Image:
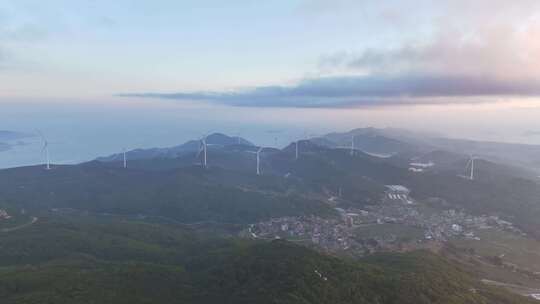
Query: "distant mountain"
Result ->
[[371, 127, 540, 174], [408, 149, 538, 181], [282, 139, 329, 155], [426, 137, 540, 173], [312, 128, 426, 156], [7, 127, 540, 237], [75, 130, 540, 237], [315, 127, 540, 174], [97, 133, 254, 162]]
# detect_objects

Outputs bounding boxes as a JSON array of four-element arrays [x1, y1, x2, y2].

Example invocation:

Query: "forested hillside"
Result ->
[[0, 216, 533, 304]]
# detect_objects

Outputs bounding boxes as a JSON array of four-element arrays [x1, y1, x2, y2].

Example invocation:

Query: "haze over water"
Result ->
[[2, 97, 540, 169]]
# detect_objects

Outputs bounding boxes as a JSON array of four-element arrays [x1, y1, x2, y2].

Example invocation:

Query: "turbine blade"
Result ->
[[41, 141, 48, 153]]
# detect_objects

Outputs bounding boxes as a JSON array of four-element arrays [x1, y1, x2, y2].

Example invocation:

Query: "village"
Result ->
[[243, 185, 525, 255]]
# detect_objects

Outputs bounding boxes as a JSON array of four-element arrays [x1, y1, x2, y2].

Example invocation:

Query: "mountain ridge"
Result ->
[[97, 132, 254, 162]]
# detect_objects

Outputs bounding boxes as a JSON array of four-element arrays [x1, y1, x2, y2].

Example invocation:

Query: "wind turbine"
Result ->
[[294, 131, 311, 160], [37, 131, 51, 170], [466, 155, 476, 180], [350, 135, 355, 156], [256, 147, 263, 175], [288, 132, 309, 160], [247, 147, 264, 175], [122, 148, 127, 169], [196, 135, 208, 168]]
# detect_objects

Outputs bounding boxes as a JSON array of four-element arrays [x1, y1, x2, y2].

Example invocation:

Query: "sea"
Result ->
[[2, 99, 540, 169]]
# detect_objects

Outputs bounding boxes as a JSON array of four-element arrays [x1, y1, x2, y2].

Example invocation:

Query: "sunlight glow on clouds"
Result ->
[[2, 0, 540, 109]]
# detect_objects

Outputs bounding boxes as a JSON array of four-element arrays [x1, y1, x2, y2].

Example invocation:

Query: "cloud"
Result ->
[[0, 41, 14, 70], [123, 1, 540, 108], [0, 46, 7, 67], [522, 130, 540, 137], [321, 0, 540, 80], [322, 25, 540, 82], [0, 9, 48, 70], [121, 74, 540, 108]]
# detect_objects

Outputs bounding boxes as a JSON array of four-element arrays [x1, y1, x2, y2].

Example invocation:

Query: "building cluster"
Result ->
[[0, 209, 11, 220], [385, 185, 413, 204], [242, 188, 525, 255], [246, 216, 350, 248], [408, 161, 434, 173]]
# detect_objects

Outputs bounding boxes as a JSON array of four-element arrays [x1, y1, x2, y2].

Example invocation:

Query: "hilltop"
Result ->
[[97, 133, 254, 162]]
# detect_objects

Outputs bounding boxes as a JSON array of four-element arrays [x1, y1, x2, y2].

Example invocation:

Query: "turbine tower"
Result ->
[[247, 147, 264, 175], [204, 137, 207, 168], [123, 148, 127, 169], [37, 131, 51, 170], [350, 135, 355, 156], [256, 147, 263, 175], [43, 141, 50, 170], [466, 155, 476, 180], [469, 155, 475, 180], [197, 136, 208, 168]]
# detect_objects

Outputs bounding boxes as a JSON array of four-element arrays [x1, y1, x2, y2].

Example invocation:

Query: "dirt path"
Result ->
[[1, 216, 38, 233], [482, 279, 540, 296]]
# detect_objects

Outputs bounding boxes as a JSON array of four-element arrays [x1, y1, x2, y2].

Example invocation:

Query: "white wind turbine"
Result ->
[[196, 135, 208, 168], [247, 147, 265, 175], [246, 147, 264, 175], [37, 131, 51, 170], [350, 135, 355, 156], [122, 148, 127, 169], [294, 132, 311, 160], [256, 147, 263, 175], [466, 154, 476, 180]]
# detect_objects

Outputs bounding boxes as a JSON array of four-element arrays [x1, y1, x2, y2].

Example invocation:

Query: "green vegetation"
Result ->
[[1, 139, 540, 303], [452, 228, 540, 273], [0, 165, 334, 224], [0, 203, 31, 230], [0, 216, 533, 304], [403, 173, 540, 238]]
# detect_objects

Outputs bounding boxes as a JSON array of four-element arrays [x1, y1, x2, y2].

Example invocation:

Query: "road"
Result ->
[[1, 216, 38, 233], [482, 279, 540, 298]]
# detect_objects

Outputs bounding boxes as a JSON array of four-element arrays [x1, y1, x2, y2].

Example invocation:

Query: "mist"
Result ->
[[2, 97, 540, 169]]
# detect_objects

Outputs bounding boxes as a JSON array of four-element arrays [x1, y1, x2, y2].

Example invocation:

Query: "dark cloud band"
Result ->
[[120, 74, 540, 108]]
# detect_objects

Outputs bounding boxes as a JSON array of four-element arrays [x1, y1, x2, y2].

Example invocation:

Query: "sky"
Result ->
[[2, 0, 540, 102], [2, 0, 540, 167]]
